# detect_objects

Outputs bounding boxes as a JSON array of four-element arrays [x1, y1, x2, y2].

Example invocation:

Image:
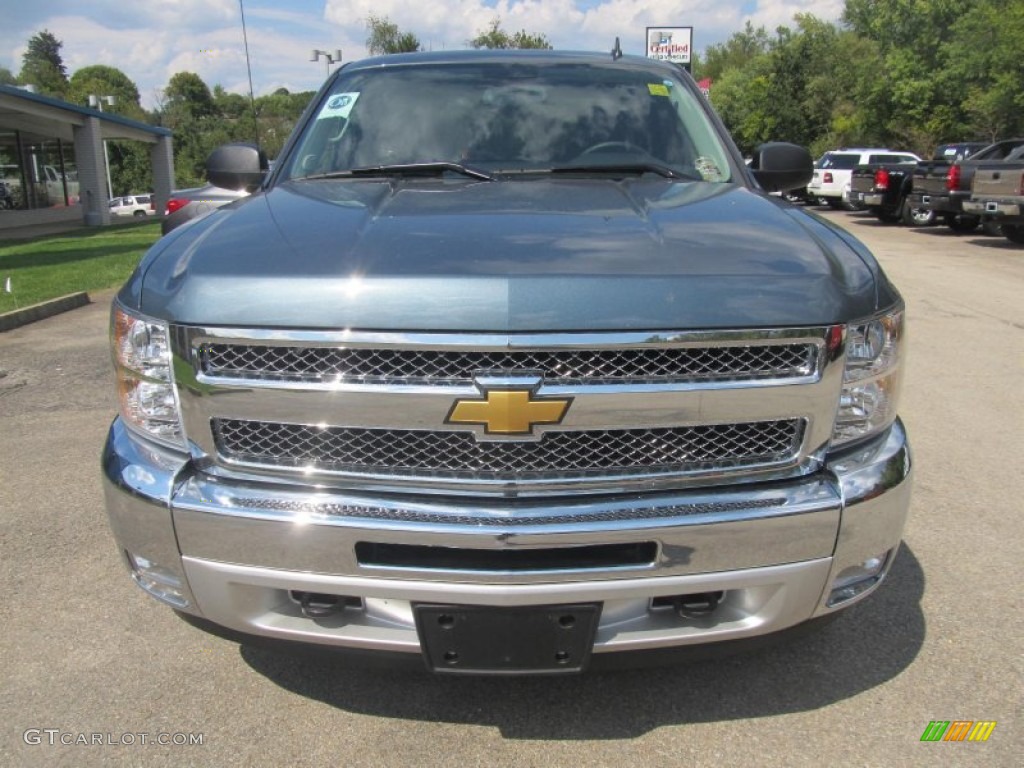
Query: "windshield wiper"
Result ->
[[549, 162, 693, 180], [301, 162, 494, 182]]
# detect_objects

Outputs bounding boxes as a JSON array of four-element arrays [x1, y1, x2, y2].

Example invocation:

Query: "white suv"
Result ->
[[109, 194, 154, 217], [808, 149, 920, 209]]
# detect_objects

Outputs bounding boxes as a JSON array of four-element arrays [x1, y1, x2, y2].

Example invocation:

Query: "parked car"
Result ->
[[963, 144, 1024, 244], [807, 149, 920, 210], [103, 49, 911, 673], [109, 194, 154, 217], [160, 184, 249, 235], [910, 138, 1024, 232]]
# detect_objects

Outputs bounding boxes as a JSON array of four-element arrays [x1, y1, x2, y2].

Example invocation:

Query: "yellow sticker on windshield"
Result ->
[[648, 83, 670, 96]]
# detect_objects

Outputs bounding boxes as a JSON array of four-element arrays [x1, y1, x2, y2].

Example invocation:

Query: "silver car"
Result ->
[[161, 184, 248, 234]]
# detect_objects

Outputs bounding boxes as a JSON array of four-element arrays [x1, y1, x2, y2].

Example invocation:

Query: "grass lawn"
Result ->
[[0, 221, 161, 314]]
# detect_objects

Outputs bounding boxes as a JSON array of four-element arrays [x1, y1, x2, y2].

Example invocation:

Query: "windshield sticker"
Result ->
[[647, 83, 670, 97], [695, 156, 725, 182], [317, 92, 360, 120]]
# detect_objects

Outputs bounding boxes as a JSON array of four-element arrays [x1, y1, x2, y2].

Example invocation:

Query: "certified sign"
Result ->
[[646, 26, 693, 69]]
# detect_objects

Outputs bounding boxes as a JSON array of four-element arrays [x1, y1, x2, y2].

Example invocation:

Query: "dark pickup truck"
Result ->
[[963, 144, 1024, 244], [908, 139, 1024, 232], [850, 154, 932, 225]]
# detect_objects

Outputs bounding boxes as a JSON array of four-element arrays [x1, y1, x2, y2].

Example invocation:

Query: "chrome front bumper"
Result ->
[[102, 418, 912, 656]]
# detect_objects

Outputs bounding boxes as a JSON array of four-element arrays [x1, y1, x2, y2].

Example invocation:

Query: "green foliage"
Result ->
[[18, 30, 69, 98], [697, 22, 771, 82], [163, 72, 215, 119], [251, 88, 315, 159], [365, 15, 421, 55], [703, 0, 1021, 158], [936, 0, 1024, 141], [470, 19, 552, 49], [0, 67, 17, 86], [68, 66, 145, 119]]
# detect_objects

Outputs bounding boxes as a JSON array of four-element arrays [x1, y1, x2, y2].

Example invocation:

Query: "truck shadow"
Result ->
[[239, 545, 926, 739]]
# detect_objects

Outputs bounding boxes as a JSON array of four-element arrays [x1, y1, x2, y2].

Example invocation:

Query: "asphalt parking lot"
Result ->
[[1, 207, 1020, 766]]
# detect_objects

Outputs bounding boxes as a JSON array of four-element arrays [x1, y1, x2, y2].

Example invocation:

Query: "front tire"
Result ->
[[1002, 224, 1024, 244]]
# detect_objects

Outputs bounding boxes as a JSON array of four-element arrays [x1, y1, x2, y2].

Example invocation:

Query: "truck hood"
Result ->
[[132, 178, 883, 331]]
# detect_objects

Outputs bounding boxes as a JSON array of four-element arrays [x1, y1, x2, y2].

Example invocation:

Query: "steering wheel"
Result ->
[[577, 141, 642, 157]]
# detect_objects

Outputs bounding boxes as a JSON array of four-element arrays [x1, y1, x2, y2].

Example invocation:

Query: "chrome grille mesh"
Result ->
[[200, 343, 816, 384], [213, 418, 804, 478]]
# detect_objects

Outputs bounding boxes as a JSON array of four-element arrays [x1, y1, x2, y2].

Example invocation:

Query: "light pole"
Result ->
[[310, 49, 342, 79], [88, 94, 115, 200]]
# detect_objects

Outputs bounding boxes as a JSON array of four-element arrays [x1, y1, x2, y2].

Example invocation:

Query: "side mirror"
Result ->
[[750, 142, 813, 193], [206, 143, 268, 192]]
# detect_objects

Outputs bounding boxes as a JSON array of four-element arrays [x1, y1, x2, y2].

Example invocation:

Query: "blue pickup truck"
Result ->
[[102, 50, 911, 674]]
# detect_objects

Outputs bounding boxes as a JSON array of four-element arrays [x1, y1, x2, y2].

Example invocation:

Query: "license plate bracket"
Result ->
[[413, 603, 602, 675]]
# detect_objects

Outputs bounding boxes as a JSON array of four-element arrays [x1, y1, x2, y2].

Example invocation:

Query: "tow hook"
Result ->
[[292, 591, 348, 618], [672, 591, 724, 618]]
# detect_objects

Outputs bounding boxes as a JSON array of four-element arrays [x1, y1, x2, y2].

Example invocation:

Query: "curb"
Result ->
[[0, 292, 91, 332]]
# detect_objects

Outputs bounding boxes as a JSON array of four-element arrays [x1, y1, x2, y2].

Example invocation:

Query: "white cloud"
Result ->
[[1, 1, 845, 109], [323, 0, 845, 57]]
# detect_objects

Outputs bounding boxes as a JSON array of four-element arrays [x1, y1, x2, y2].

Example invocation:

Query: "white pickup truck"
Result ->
[[40, 164, 80, 206]]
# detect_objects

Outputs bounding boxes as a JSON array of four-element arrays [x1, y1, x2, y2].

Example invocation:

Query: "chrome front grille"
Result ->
[[213, 418, 805, 479], [200, 342, 817, 385], [178, 326, 841, 494]]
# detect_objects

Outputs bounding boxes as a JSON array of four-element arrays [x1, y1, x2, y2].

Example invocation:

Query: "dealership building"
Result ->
[[0, 84, 174, 234]]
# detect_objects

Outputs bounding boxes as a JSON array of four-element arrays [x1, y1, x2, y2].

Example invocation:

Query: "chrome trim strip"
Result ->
[[183, 326, 836, 350]]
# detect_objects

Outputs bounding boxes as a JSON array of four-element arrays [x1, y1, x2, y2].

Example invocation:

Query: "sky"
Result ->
[[0, 1, 844, 110]]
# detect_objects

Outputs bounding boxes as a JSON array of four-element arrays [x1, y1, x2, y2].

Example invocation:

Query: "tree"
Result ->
[[365, 15, 421, 55], [936, 0, 1024, 142], [696, 22, 770, 82], [68, 66, 150, 196], [252, 89, 315, 159], [68, 65, 144, 119], [159, 72, 219, 187], [18, 30, 69, 98], [470, 19, 552, 49], [163, 72, 215, 119], [0, 67, 16, 86], [841, 0, 977, 150]]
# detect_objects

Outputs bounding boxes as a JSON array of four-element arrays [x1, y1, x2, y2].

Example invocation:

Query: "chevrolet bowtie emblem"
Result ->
[[446, 388, 572, 435]]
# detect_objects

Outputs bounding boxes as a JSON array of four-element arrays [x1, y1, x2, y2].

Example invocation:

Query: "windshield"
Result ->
[[820, 154, 861, 170], [282, 61, 732, 182]]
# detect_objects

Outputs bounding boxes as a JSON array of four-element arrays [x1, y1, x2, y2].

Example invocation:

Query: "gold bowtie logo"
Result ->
[[446, 389, 572, 435]]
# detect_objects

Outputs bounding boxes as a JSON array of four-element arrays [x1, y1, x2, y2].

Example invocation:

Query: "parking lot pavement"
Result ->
[[1, 212, 1020, 767]]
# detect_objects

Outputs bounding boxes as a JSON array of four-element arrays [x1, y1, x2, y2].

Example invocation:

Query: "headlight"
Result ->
[[111, 303, 186, 449], [832, 307, 904, 447]]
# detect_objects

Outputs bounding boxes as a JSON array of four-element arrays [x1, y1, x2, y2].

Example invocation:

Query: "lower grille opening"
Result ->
[[355, 541, 658, 572]]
